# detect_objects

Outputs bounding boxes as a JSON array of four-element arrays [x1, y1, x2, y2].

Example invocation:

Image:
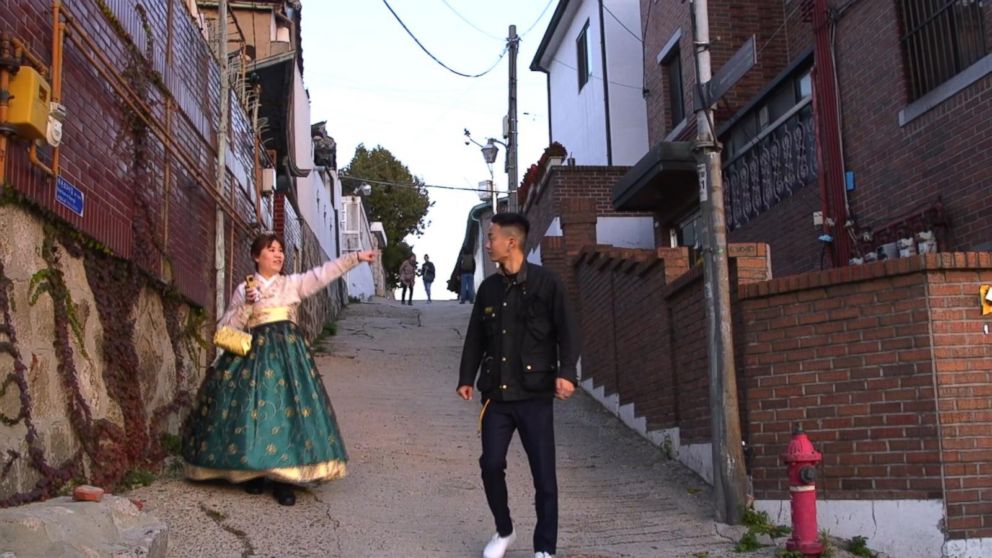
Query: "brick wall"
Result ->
[[2, 0, 261, 309], [573, 243, 770, 440], [740, 253, 992, 541], [834, 1, 992, 255], [641, 0, 992, 278], [640, 0, 792, 146], [523, 165, 635, 252]]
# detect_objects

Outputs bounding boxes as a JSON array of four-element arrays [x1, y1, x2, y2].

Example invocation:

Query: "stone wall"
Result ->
[[0, 205, 208, 505]]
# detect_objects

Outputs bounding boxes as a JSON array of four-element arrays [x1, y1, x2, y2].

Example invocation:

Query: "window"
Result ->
[[898, 0, 987, 101], [662, 47, 685, 130], [676, 209, 701, 250], [576, 21, 591, 90]]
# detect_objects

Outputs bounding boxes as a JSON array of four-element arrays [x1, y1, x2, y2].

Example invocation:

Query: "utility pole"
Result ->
[[215, 0, 230, 319], [690, 0, 747, 524], [507, 24, 519, 212]]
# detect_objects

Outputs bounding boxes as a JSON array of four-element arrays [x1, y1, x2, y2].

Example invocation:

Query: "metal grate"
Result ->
[[898, 0, 987, 101]]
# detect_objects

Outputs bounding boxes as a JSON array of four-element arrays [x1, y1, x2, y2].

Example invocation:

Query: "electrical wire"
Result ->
[[381, 0, 508, 78], [603, 4, 642, 43], [439, 0, 504, 41], [342, 175, 497, 194], [520, 0, 556, 38], [550, 57, 643, 90]]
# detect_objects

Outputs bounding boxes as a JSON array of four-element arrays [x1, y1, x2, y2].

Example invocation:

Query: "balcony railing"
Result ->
[[722, 98, 817, 230]]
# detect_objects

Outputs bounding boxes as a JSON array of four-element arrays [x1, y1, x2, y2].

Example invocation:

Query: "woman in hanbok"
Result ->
[[183, 233, 376, 505]]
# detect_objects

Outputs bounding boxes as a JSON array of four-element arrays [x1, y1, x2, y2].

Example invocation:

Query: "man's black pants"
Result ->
[[479, 397, 557, 554]]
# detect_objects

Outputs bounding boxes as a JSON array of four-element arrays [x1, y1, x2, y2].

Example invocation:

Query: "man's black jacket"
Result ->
[[458, 261, 579, 401]]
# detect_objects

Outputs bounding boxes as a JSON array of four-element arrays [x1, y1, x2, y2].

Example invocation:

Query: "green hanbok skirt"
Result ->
[[182, 320, 347, 485]]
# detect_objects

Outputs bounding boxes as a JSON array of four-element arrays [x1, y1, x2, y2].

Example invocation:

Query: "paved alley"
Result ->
[[133, 299, 786, 558]]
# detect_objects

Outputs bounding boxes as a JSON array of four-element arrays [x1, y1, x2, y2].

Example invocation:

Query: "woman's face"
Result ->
[[254, 240, 284, 277]]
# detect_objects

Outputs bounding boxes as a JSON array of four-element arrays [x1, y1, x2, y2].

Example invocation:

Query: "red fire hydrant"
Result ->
[[781, 428, 824, 557]]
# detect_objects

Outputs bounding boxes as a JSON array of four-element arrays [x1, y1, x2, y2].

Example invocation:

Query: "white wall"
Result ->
[[547, 0, 609, 165], [345, 263, 375, 302], [603, 0, 649, 165], [755, 499, 946, 558], [295, 170, 337, 260], [596, 215, 654, 248]]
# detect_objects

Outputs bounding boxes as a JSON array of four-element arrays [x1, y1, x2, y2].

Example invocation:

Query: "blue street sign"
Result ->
[[55, 176, 84, 217]]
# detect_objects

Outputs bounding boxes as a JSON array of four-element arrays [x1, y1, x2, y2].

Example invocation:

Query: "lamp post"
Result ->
[[465, 129, 508, 215], [481, 139, 498, 214], [353, 182, 372, 197]]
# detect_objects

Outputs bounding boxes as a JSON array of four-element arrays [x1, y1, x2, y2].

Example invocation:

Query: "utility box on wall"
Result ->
[[8, 67, 51, 141]]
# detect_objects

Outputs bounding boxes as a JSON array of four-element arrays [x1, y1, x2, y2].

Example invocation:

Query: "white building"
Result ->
[[341, 195, 387, 301], [530, 0, 649, 166]]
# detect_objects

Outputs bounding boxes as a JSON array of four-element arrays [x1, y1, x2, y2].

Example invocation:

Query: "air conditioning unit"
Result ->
[[261, 168, 276, 196]]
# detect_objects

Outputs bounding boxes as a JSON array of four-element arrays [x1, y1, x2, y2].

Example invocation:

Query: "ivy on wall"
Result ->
[[0, 186, 206, 506]]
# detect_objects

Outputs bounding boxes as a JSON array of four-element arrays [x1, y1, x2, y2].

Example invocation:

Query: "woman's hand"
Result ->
[[245, 286, 261, 303], [357, 250, 378, 263]]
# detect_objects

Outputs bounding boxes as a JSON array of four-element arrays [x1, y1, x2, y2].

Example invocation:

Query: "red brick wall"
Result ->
[[728, 185, 823, 278], [640, 0, 792, 145], [927, 257, 992, 539], [523, 165, 635, 252], [741, 253, 992, 540], [2, 0, 261, 309], [642, 0, 992, 278], [573, 244, 770, 440], [834, 1, 992, 255]]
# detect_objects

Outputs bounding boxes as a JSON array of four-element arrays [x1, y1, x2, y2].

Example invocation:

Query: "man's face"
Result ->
[[486, 223, 515, 262]]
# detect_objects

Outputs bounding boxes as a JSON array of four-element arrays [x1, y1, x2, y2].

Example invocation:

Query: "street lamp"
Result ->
[[353, 182, 372, 196], [465, 129, 508, 214]]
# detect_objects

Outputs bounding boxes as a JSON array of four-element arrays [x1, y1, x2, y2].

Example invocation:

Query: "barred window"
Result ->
[[898, 0, 987, 101]]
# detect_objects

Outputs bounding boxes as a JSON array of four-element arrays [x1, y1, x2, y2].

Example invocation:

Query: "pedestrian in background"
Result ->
[[457, 212, 579, 558], [459, 251, 476, 304], [419, 254, 436, 303], [183, 232, 376, 506], [399, 254, 417, 306]]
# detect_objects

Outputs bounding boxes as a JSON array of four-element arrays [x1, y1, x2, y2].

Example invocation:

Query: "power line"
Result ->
[[439, 0, 504, 41], [551, 57, 643, 90], [521, 0, 556, 38], [382, 0, 508, 78], [342, 174, 497, 194], [602, 4, 642, 43]]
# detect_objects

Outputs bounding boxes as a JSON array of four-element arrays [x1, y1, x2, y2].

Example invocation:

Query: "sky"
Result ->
[[300, 0, 558, 300]]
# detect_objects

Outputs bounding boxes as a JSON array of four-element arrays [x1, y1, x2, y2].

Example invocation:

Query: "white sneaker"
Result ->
[[482, 531, 516, 558], [535, 553, 555, 558]]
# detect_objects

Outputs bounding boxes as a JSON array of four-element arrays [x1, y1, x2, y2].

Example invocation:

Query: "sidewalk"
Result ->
[[132, 299, 801, 557]]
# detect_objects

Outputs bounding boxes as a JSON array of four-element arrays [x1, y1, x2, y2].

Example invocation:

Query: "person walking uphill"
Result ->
[[182, 232, 377, 506], [419, 254, 436, 303], [457, 212, 579, 558], [399, 254, 417, 305]]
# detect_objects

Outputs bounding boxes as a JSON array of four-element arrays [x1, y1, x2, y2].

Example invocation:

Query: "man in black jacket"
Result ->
[[457, 212, 579, 558]]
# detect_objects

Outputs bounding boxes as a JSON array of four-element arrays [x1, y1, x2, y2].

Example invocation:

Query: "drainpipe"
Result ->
[[0, 35, 13, 185], [812, 0, 849, 266], [215, 0, 230, 319]]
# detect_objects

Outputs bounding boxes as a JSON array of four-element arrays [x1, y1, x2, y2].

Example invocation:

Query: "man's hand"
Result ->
[[357, 250, 378, 263], [555, 378, 575, 400], [457, 385, 473, 400]]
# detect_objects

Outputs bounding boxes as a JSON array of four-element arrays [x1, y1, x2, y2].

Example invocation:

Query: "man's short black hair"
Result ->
[[490, 212, 530, 238]]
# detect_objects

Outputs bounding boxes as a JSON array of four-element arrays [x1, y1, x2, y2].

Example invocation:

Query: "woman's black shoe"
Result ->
[[272, 482, 296, 506], [242, 478, 265, 495]]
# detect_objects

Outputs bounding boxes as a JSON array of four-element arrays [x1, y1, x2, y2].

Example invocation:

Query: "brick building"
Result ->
[[526, 1, 992, 556]]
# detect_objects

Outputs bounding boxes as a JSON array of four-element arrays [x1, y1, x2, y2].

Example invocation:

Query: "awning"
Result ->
[[612, 141, 697, 214]]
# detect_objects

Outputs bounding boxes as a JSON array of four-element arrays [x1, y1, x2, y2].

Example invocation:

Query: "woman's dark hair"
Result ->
[[251, 233, 282, 269]]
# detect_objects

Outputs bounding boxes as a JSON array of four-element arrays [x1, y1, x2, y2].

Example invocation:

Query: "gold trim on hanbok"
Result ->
[[184, 459, 347, 485]]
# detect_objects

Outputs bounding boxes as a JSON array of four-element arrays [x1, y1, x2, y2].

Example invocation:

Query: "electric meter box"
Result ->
[[8, 67, 51, 141]]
